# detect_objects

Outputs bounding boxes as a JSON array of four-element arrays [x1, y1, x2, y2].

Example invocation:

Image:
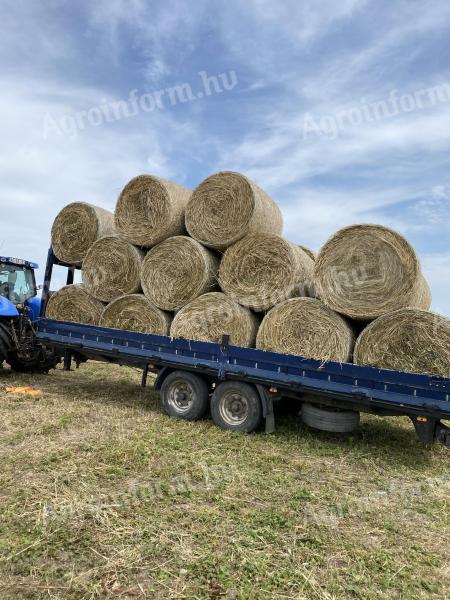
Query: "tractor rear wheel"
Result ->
[[0, 321, 11, 365]]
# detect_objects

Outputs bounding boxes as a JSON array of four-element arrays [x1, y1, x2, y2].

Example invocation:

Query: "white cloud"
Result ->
[[422, 251, 450, 316]]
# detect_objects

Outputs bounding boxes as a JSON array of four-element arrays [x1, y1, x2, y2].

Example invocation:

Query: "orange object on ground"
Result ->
[[5, 386, 43, 397]]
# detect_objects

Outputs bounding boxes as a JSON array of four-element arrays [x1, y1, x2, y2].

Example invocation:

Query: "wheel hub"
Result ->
[[168, 382, 194, 413], [219, 392, 249, 425]]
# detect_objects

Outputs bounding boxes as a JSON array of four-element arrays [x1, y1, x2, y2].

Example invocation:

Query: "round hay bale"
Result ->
[[51, 202, 115, 265], [114, 175, 191, 247], [256, 297, 354, 362], [298, 245, 316, 261], [45, 284, 103, 325], [354, 308, 450, 377], [170, 292, 258, 347], [141, 236, 219, 311], [185, 171, 283, 250], [315, 224, 431, 320], [99, 294, 171, 335], [219, 234, 314, 311], [82, 236, 144, 302]]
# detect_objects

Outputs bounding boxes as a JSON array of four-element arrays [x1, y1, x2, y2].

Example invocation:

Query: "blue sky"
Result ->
[[2, 0, 450, 314]]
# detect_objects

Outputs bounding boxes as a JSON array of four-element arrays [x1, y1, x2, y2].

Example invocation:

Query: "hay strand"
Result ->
[[114, 175, 191, 247], [51, 202, 115, 265], [219, 234, 314, 311], [298, 245, 316, 261], [315, 224, 431, 320], [185, 171, 283, 250], [99, 294, 171, 335], [256, 297, 354, 362], [45, 284, 104, 325], [170, 292, 258, 347], [141, 236, 219, 310], [82, 236, 144, 302], [354, 308, 450, 377]]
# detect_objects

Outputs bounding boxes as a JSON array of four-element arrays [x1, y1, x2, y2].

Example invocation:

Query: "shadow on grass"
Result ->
[[274, 408, 437, 467], [1, 364, 439, 467]]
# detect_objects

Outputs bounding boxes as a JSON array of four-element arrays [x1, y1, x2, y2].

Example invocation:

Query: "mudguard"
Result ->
[[0, 296, 19, 317], [27, 296, 41, 322]]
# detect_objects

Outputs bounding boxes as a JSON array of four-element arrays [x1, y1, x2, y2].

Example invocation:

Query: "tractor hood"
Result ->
[[0, 296, 19, 317]]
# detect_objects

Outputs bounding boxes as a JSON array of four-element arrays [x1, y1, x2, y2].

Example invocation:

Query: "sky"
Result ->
[[2, 0, 450, 315]]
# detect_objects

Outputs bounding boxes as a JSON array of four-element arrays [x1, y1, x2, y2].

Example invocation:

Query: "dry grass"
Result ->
[[51, 202, 115, 266], [82, 236, 144, 302], [354, 308, 450, 377], [185, 171, 283, 251], [256, 297, 354, 362], [99, 294, 171, 335], [0, 362, 448, 599], [115, 175, 191, 248], [45, 285, 104, 325], [315, 224, 432, 320], [141, 236, 219, 311]]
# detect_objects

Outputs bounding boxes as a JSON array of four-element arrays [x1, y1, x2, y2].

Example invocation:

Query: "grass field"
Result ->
[[0, 361, 448, 599]]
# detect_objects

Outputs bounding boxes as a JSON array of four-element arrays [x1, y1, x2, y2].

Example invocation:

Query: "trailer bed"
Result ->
[[36, 318, 450, 446]]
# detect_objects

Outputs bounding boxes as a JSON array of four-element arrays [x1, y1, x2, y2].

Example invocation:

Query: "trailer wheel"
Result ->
[[211, 381, 262, 433], [160, 370, 209, 421], [301, 403, 360, 433]]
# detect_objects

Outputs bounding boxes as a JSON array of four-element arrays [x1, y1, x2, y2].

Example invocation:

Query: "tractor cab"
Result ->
[[0, 257, 41, 322]]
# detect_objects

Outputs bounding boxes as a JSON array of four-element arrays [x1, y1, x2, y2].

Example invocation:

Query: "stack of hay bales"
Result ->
[[48, 171, 449, 377], [48, 170, 322, 350], [314, 224, 450, 377]]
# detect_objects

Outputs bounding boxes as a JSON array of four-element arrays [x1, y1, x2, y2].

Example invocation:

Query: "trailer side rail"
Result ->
[[36, 318, 450, 421]]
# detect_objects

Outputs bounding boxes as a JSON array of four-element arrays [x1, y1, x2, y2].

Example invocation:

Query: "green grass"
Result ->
[[0, 362, 448, 599]]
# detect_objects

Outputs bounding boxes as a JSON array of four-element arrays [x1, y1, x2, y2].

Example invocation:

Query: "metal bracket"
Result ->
[[256, 384, 276, 434], [218, 335, 230, 380], [412, 417, 450, 447]]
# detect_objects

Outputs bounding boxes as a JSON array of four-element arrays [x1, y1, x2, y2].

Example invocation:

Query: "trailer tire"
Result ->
[[301, 403, 360, 433], [211, 381, 262, 433], [160, 370, 209, 421]]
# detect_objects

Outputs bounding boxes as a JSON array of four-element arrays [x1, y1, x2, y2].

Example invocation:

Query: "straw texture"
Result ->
[[82, 236, 144, 302], [115, 175, 191, 247], [45, 284, 104, 325], [141, 236, 219, 311], [185, 171, 283, 250], [354, 308, 450, 377], [298, 245, 316, 261], [99, 294, 171, 335], [256, 297, 354, 362], [315, 224, 431, 320], [51, 202, 115, 266], [219, 234, 314, 311], [170, 292, 258, 347]]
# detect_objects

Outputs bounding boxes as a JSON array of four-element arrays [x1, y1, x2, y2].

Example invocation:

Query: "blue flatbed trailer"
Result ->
[[36, 248, 450, 448]]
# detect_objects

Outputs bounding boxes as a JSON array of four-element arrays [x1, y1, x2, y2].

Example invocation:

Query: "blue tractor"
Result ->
[[0, 256, 58, 372]]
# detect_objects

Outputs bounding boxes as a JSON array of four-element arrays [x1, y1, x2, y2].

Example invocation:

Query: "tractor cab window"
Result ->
[[0, 264, 36, 303]]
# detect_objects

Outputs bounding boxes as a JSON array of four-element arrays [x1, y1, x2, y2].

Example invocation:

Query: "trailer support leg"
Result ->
[[412, 417, 450, 447], [141, 364, 149, 388], [63, 350, 72, 371]]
